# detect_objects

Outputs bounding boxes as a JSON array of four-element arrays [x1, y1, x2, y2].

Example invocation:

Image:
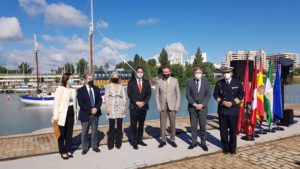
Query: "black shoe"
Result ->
[[295, 161, 300, 166], [158, 142, 166, 148], [230, 151, 237, 155], [188, 144, 197, 149], [93, 148, 101, 153], [67, 153, 73, 158], [61, 154, 69, 160], [200, 144, 208, 151], [170, 141, 177, 148], [137, 141, 147, 146], [82, 149, 88, 155], [223, 150, 228, 154], [133, 144, 139, 150]]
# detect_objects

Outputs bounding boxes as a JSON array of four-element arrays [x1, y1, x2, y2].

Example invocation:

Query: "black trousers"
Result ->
[[130, 110, 147, 144], [58, 106, 74, 154], [219, 115, 238, 152], [109, 118, 123, 133]]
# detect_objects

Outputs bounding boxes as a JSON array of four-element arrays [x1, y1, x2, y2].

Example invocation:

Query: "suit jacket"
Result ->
[[127, 78, 152, 111], [186, 78, 211, 113], [156, 76, 181, 112], [213, 78, 244, 116], [52, 86, 78, 126], [77, 85, 102, 122]]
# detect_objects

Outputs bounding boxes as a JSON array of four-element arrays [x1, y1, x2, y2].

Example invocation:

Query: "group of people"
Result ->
[[52, 65, 244, 160]]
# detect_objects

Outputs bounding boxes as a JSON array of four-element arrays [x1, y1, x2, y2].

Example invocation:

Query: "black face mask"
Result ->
[[88, 80, 94, 86], [111, 78, 119, 83], [163, 74, 170, 79]]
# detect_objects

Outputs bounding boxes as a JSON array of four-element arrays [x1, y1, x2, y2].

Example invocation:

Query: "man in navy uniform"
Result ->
[[213, 66, 244, 155]]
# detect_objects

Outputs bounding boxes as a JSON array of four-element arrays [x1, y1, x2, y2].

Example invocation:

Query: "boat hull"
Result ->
[[20, 96, 54, 106]]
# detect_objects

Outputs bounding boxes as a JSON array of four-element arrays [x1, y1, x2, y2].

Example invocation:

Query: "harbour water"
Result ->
[[0, 85, 299, 136]]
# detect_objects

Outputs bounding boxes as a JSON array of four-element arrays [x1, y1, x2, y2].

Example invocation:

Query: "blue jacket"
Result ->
[[77, 85, 102, 122]]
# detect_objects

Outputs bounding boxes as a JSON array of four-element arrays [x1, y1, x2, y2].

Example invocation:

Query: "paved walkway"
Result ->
[[0, 117, 299, 169]]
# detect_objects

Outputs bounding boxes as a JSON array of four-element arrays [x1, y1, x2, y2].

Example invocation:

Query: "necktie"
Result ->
[[89, 86, 95, 107], [226, 80, 229, 85], [138, 79, 142, 93], [196, 79, 200, 92], [164, 79, 168, 96]]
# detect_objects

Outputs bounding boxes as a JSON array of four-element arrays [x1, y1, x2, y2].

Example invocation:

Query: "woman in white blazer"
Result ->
[[53, 73, 78, 160]]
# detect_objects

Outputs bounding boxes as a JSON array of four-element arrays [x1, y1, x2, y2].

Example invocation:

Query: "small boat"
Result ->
[[20, 94, 54, 106], [20, 34, 55, 106]]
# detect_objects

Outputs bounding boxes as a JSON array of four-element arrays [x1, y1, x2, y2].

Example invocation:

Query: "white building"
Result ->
[[170, 53, 184, 65], [222, 50, 267, 70]]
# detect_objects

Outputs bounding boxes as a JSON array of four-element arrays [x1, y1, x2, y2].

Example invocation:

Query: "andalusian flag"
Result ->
[[264, 61, 273, 126], [257, 61, 265, 122]]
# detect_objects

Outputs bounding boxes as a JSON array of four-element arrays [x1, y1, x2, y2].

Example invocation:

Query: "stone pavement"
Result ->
[[144, 135, 300, 169], [0, 117, 299, 169], [0, 115, 220, 161]]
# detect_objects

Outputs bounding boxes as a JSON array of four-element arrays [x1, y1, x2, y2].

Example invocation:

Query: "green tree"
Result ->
[[64, 63, 75, 73], [170, 64, 185, 87], [193, 47, 203, 67], [0, 66, 7, 73], [18, 62, 33, 74], [104, 63, 109, 71], [158, 48, 169, 67], [76, 58, 88, 77], [133, 54, 146, 68], [147, 59, 156, 67], [201, 62, 216, 85]]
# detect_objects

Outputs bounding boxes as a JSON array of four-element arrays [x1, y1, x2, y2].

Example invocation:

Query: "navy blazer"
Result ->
[[127, 78, 151, 111], [77, 85, 102, 122]]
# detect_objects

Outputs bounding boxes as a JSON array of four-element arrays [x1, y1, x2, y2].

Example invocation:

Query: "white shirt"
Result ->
[[226, 78, 232, 84], [86, 84, 95, 103]]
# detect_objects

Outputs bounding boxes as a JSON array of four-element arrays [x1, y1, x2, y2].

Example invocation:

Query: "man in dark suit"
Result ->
[[186, 67, 211, 151], [213, 66, 244, 155], [77, 73, 102, 155], [127, 66, 152, 150]]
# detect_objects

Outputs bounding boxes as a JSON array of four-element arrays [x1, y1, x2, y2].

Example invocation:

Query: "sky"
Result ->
[[0, 0, 299, 73]]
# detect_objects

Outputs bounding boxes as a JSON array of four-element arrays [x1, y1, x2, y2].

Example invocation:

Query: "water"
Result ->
[[0, 85, 299, 136]]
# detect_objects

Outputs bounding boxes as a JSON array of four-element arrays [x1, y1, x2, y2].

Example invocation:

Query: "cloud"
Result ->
[[136, 17, 159, 25], [95, 47, 127, 67], [165, 42, 188, 56], [0, 17, 22, 42], [96, 20, 109, 29], [66, 35, 89, 53], [42, 34, 68, 43], [44, 3, 88, 27], [101, 37, 135, 50], [18, 0, 47, 16]]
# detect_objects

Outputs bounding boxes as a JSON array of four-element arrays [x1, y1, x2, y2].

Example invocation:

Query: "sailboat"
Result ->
[[20, 34, 55, 106]]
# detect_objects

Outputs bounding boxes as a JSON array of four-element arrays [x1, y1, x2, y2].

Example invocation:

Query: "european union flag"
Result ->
[[273, 63, 283, 122]]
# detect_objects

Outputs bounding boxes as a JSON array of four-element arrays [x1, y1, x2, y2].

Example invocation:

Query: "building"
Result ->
[[267, 53, 300, 72], [94, 69, 132, 85], [170, 53, 184, 65], [222, 50, 267, 70]]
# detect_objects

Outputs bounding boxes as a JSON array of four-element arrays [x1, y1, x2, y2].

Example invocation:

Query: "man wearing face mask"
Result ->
[[186, 67, 211, 151], [213, 66, 244, 155], [156, 65, 181, 148], [77, 73, 102, 155], [127, 66, 151, 150]]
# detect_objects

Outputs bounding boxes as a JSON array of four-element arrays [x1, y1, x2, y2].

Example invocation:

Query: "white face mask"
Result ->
[[136, 73, 143, 79], [195, 73, 202, 80], [224, 73, 232, 80]]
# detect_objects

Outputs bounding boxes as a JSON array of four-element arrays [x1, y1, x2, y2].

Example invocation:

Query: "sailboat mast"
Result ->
[[89, 0, 94, 77], [34, 34, 40, 94]]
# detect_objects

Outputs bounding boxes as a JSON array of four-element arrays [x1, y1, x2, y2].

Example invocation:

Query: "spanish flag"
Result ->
[[257, 61, 265, 122]]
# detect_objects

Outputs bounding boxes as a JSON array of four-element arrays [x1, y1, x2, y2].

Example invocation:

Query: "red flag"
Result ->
[[249, 62, 258, 135], [237, 58, 250, 134]]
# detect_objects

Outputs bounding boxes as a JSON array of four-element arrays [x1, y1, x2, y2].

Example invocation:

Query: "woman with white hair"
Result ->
[[104, 72, 126, 149]]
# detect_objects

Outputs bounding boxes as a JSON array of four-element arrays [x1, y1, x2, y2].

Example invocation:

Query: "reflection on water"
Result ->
[[0, 85, 299, 136]]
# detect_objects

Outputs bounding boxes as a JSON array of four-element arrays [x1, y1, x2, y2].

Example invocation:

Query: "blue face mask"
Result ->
[[68, 79, 74, 86]]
